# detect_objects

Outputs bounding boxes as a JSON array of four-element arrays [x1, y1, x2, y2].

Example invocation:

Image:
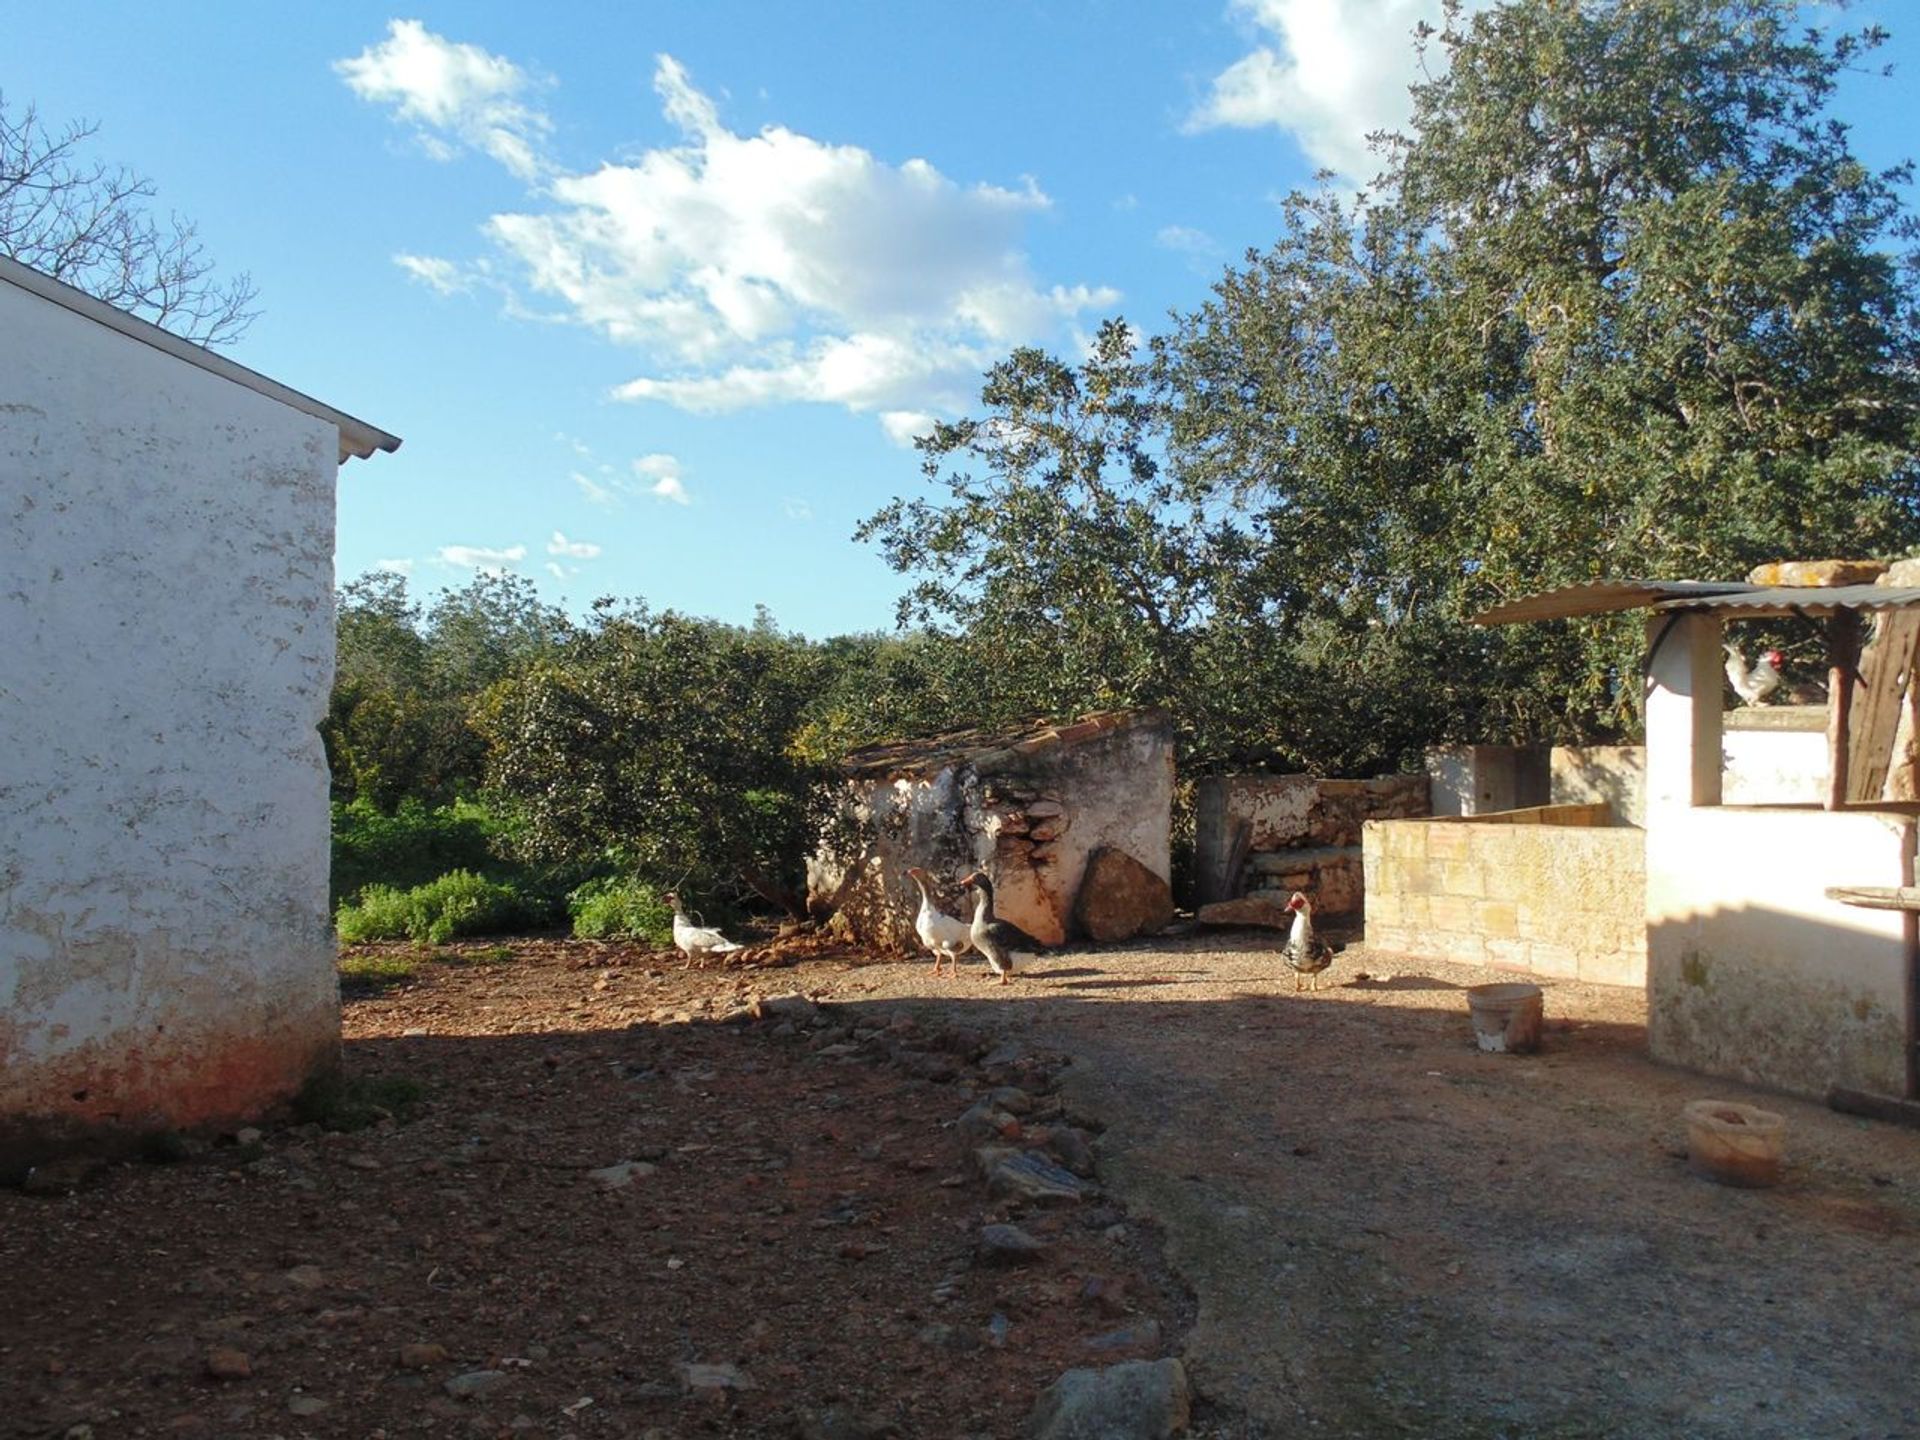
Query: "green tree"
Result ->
[[474, 604, 825, 914], [325, 570, 569, 808], [1162, 0, 1920, 742], [858, 320, 1261, 761]]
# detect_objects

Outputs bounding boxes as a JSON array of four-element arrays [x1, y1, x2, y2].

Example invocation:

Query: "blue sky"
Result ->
[[7, 2, 1915, 637]]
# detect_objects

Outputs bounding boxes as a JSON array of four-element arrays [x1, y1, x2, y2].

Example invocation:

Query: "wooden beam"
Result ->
[[1848, 610, 1920, 802], [1827, 610, 1862, 810]]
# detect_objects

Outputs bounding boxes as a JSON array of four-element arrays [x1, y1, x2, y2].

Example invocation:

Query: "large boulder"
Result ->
[[1073, 847, 1175, 942], [1026, 1359, 1190, 1439]]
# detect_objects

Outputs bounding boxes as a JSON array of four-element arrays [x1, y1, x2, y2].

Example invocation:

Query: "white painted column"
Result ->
[[1644, 612, 1723, 812]]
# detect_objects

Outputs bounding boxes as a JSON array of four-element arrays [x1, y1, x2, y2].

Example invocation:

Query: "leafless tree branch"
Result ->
[[0, 91, 258, 347]]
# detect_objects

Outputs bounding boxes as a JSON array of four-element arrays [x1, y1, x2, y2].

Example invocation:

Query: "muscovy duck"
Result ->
[[905, 866, 973, 977], [1282, 891, 1335, 991], [960, 870, 1043, 985]]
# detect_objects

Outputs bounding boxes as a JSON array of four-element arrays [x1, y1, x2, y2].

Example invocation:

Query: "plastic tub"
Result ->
[[1683, 1099, 1785, 1188], [1466, 982, 1544, 1053]]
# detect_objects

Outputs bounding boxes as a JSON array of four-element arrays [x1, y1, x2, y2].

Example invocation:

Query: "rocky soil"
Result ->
[[0, 938, 1193, 1439]]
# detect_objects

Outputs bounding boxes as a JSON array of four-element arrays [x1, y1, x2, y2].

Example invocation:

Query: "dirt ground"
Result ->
[[5, 928, 1920, 1439], [0, 937, 1192, 1440]]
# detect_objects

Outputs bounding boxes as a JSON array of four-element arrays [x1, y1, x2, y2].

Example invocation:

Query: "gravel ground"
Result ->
[[5, 927, 1918, 1439], [0, 938, 1192, 1439], [807, 931, 1920, 1438]]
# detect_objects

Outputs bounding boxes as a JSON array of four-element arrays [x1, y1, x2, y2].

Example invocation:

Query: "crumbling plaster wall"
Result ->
[[1193, 773, 1426, 914], [0, 279, 341, 1160]]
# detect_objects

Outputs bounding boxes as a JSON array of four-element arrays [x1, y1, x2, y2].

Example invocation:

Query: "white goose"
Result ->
[[905, 866, 973, 978], [665, 891, 743, 969]]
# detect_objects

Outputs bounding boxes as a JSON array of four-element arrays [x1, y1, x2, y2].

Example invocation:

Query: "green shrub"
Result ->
[[568, 875, 673, 943], [331, 797, 499, 905], [336, 870, 542, 945]]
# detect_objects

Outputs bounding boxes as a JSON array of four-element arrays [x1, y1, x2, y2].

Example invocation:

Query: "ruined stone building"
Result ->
[[809, 710, 1175, 955]]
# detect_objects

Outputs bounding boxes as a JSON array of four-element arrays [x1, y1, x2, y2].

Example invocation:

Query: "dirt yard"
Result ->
[[4, 930, 1919, 1439]]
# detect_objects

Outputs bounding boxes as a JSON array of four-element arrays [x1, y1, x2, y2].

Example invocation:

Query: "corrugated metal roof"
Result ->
[[0, 254, 400, 464], [1653, 585, 1920, 618], [1470, 579, 1758, 626]]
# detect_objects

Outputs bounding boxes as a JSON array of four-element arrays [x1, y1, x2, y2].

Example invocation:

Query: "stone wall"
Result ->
[[1, 276, 343, 1164], [1193, 774, 1426, 918], [1363, 806, 1647, 986], [810, 710, 1175, 953]]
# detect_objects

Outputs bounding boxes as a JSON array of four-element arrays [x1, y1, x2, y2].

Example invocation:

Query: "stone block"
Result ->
[[1196, 894, 1295, 930], [1580, 945, 1646, 988], [1478, 900, 1518, 938], [1746, 558, 1884, 587], [1527, 941, 1580, 978], [1073, 846, 1175, 942], [1428, 894, 1476, 932], [1426, 824, 1470, 861]]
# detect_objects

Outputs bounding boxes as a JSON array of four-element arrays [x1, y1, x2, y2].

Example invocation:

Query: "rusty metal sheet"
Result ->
[[1652, 585, 1920, 618], [1470, 579, 1757, 626]]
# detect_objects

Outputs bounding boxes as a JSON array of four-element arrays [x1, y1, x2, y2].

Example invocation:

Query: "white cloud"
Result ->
[[879, 410, 936, 448], [337, 19, 551, 178], [783, 498, 814, 522], [546, 561, 576, 580], [572, 470, 616, 505], [1156, 225, 1218, 256], [394, 253, 475, 295], [373, 557, 416, 576], [344, 35, 1118, 434], [547, 530, 601, 559], [1187, 0, 1487, 182], [438, 543, 527, 572], [631, 453, 691, 505]]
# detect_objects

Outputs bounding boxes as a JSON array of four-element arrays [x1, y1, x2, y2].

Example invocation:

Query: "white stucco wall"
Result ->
[[1642, 615, 1915, 1099], [1646, 806, 1913, 1097], [0, 279, 341, 1157]]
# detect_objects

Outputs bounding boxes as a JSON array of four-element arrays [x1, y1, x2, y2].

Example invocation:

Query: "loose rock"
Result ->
[[444, 1370, 513, 1400], [984, 1150, 1092, 1205], [1026, 1359, 1190, 1440], [676, 1360, 753, 1392], [588, 1160, 657, 1189], [978, 1223, 1049, 1264], [399, 1343, 449, 1369], [204, 1347, 251, 1381]]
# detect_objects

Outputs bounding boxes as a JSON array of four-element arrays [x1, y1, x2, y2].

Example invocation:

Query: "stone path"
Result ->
[[813, 933, 1920, 1438]]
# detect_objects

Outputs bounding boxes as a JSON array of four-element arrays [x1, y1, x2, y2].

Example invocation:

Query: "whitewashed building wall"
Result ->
[[0, 264, 392, 1163]]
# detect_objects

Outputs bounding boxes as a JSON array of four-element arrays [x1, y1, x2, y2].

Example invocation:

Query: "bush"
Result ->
[[331, 797, 499, 905], [568, 875, 673, 943], [336, 869, 543, 945]]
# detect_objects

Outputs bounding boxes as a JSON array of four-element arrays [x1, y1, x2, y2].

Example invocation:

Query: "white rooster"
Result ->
[[664, 891, 743, 969], [905, 866, 973, 978], [1724, 645, 1783, 706]]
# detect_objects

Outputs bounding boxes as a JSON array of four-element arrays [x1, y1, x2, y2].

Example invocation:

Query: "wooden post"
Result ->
[[1827, 609, 1862, 810]]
